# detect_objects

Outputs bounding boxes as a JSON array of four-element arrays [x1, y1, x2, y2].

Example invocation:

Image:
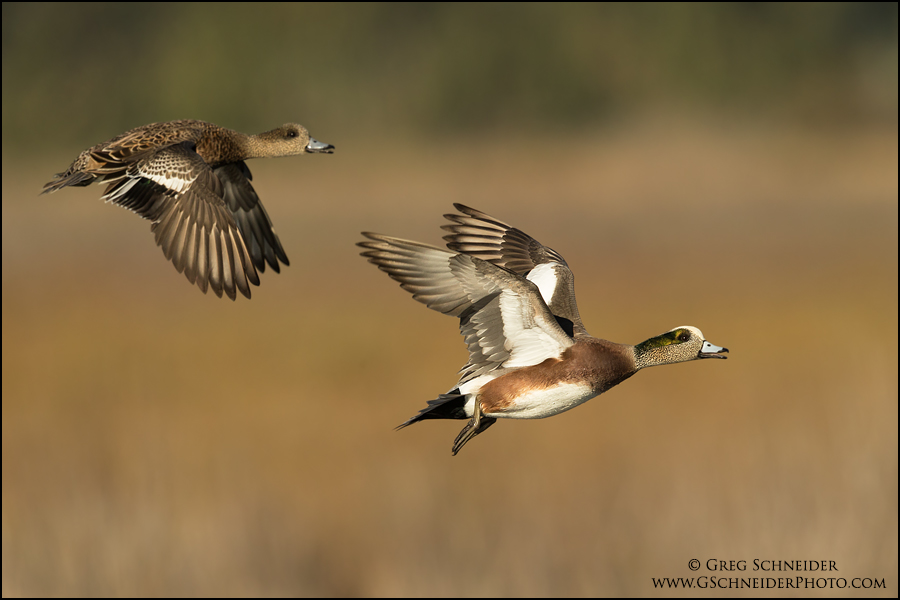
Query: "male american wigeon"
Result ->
[[43, 120, 334, 299], [359, 204, 728, 455]]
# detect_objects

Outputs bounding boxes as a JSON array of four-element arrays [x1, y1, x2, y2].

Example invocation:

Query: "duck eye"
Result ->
[[287, 130, 297, 138], [678, 332, 690, 342]]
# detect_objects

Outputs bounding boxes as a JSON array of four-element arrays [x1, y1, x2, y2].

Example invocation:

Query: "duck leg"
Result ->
[[451, 399, 496, 455]]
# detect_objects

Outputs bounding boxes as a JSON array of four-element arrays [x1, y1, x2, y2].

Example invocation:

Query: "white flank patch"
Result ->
[[526, 262, 559, 306], [458, 374, 500, 398], [455, 373, 502, 418], [486, 381, 596, 420]]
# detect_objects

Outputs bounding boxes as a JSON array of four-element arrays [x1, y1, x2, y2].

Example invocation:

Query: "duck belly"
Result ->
[[483, 381, 597, 420]]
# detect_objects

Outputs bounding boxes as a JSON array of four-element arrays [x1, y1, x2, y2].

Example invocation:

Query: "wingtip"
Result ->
[[357, 232, 384, 253]]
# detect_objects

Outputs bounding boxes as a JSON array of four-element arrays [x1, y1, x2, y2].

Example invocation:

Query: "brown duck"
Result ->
[[43, 120, 334, 299]]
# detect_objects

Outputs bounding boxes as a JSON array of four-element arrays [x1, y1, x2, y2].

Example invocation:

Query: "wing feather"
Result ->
[[359, 233, 574, 382], [442, 203, 586, 335], [107, 143, 260, 299], [215, 162, 290, 273]]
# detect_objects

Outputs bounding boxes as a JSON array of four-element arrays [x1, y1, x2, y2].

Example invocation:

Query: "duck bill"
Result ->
[[699, 340, 729, 359], [306, 138, 335, 154]]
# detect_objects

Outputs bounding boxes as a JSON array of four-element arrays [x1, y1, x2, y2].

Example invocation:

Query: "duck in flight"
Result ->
[[359, 204, 728, 455], [42, 120, 334, 299]]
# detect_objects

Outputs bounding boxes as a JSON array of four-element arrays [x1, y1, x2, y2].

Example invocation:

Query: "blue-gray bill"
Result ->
[[699, 341, 729, 359], [306, 138, 334, 153]]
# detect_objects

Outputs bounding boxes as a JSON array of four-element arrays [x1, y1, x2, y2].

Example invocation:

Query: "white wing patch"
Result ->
[[526, 262, 560, 306], [498, 288, 571, 368], [141, 169, 196, 194]]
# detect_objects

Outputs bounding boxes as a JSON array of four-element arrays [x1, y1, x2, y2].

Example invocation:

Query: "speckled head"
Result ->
[[251, 123, 335, 157], [634, 325, 728, 369]]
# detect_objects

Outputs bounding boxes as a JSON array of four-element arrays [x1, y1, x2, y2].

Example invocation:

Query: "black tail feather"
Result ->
[[396, 391, 469, 429]]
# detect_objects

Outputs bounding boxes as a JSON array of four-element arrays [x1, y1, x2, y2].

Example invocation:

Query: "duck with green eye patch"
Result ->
[[359, 204, 729, 455]]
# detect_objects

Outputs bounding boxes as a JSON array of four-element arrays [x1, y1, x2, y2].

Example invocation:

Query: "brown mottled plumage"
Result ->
[[359, 204, 729, 455], [42, 120, 334, 299]]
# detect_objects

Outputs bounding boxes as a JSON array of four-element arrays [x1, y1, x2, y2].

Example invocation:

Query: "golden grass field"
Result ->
[[2, 122, 897, 596]]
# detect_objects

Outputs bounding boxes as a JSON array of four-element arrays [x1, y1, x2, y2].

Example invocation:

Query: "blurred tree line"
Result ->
[[2, 2, 897, 151]]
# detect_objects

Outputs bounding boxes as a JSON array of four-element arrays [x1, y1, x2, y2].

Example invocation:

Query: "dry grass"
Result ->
[[2, 122, 897, 596]]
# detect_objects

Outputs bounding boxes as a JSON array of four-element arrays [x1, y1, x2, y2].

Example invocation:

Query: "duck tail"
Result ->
[[41, 170, 95, 195], [396, 391, 469, 429]]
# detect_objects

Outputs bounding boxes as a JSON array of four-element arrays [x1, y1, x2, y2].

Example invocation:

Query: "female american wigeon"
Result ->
[[359, 204, 728, 455], [42, 120, 334, 299]]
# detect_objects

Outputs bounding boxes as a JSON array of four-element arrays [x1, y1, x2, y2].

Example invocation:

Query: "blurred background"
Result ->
[[2, 3, 897, 596]]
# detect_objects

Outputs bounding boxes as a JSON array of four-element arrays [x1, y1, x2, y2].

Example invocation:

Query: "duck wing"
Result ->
[[358, 233, 575, 384], [99, 141, 259, 300], [442, 203, 586, 337], [214, 162, 290, 273]]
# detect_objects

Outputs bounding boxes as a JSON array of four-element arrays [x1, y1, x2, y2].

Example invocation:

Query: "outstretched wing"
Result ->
[[214, 162, 290, 273], [358, 233, 575, 383], [442, 203, 586, 336], [100, 142, 259, 299]]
